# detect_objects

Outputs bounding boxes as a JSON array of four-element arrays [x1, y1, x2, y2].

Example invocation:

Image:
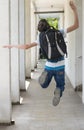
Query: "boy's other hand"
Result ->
[[3, 45, 13, 48], [69, 0, 77, 11]]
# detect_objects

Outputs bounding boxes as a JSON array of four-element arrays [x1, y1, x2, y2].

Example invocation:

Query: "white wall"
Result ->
[[10, 0, 20, 103], [19, 0, 26, 90], [75, 0, 82, 87], [82, 0, 84, 103], [65, 0, 76, 88], [36, 15, 40, 61], [25, 0, 31, 78], [59, 13, 64, 29], [31, 2, 37, 70], [65, 0, 81, 88], [31, 2, 37, 71], [0, 0, 12, 123]]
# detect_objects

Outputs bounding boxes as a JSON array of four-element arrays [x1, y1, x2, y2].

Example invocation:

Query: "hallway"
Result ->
[[0, 60, 84, 130]]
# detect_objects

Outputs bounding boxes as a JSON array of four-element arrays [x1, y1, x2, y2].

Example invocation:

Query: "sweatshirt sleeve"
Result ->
[[34, 34, 40, 45], [60, 29, 67, 38]]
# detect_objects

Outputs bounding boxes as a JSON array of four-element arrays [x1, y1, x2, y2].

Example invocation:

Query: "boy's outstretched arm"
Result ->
[[67, 0, 79, 33], [3, 42, 37, 49]]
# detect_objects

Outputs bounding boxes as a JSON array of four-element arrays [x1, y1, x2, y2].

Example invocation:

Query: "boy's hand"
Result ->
[[69, 0, 77, 11], [3, 45, 13, 48]]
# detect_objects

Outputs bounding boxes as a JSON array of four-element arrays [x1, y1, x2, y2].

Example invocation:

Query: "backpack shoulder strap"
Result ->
[[54, 30, 67, 57]]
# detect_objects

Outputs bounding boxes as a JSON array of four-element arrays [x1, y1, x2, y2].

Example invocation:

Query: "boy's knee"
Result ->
[[58, 85, 65, 92], [40, 83, 48, 88]]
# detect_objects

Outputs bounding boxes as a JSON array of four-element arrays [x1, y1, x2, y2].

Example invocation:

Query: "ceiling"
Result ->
[[32, 0, 65, 18]]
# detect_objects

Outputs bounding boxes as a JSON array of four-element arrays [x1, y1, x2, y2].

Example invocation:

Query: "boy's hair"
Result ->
[[38, 19, 50, 32]]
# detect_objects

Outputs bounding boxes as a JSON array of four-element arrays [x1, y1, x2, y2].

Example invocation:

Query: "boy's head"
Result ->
[[38, 19, 50, 32]]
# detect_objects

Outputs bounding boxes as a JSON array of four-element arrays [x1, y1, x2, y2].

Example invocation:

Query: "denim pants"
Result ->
[[39, 68, 65, 97]]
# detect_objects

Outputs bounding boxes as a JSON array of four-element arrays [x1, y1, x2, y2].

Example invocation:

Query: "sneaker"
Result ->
[[52, 87, 61, 106], [39, 70, 48, 85]]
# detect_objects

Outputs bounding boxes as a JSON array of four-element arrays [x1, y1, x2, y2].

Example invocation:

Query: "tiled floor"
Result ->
[[0, 59, 84, 130]]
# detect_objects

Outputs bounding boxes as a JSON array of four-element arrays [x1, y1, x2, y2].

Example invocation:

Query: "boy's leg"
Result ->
[[53, 68, 65, 106], [55, 68, 65, 95], [53, 87, 61, 106], [38, 69, 53, 88]]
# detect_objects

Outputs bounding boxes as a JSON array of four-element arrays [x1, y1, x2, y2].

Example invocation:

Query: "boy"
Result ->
[[3, 1, 79, 106]]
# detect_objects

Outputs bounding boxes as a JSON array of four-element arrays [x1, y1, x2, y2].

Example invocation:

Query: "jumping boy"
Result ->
[[3, 1, 79, 106]]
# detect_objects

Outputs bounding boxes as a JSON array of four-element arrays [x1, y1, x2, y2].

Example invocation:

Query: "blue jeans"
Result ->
[[39, 68, 65, 97]]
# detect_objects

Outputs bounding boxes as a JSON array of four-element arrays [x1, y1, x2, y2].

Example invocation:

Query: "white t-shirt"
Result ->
[[35, 29, 67, 70]]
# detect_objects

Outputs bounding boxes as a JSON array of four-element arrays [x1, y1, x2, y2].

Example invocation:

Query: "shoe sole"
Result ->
[[52, 88, 60, 106]]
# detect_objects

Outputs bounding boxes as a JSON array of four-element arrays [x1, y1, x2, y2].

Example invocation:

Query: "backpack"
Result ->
[[39, 28, 67, 60]]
